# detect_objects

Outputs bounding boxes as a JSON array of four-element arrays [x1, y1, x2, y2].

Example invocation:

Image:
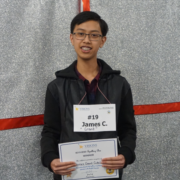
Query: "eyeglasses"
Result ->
[[73, 32, 103, 41]]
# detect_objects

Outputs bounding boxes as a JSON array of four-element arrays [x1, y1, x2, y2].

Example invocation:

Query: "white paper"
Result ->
[[58, 138, 119, 180], [73, 104, 116, 132]]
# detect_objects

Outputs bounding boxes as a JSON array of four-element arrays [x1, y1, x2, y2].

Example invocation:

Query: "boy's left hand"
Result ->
[[101, 154, 125, 169]]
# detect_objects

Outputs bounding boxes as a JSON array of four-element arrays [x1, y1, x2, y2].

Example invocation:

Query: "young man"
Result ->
[[41, 11, 136, 180]]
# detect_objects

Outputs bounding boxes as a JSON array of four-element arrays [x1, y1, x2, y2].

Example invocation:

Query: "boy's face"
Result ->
[[70, 20, 106, 61]]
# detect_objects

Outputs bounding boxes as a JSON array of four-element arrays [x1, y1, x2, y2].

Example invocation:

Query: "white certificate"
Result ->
[[73, 104, 116, 132], [58, 138, 119, 180]]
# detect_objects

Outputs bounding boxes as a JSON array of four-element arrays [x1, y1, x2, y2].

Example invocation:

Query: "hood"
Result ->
[[55, 59, 120, 79]]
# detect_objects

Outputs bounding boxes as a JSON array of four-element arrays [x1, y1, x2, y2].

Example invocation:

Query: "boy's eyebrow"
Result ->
[[76, 28, 100, 33]]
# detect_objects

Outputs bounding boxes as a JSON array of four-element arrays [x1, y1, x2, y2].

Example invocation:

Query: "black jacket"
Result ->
[[41, 59, 136, 179]]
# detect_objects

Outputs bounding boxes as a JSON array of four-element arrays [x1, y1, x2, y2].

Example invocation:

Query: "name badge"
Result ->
[[73, 104, 116, 132]]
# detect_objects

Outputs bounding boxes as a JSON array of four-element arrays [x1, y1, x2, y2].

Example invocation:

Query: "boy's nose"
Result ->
[[83, 34, 91, 42]]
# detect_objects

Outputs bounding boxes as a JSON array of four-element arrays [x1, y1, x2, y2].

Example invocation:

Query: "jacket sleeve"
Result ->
[[40, 85, 61, 172], [118, 86, 137, 167]]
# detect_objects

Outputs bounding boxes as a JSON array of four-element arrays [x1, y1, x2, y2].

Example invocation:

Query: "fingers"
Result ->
[[51, 159, 76, 175], [101, 155, 125, 170], [54, 167, 76, 176], [102, 161, 124, 169], [53, 164, 76, 173], [53, 161, 76, 168], [102, 159, 123, 165], [102, 155, 124, 162]]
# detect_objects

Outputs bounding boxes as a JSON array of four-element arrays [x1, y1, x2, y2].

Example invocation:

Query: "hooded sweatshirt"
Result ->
[[41, 59, 136, 179]]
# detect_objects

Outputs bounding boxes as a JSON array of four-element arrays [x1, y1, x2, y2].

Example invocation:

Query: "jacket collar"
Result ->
[[55, 59, 120, 79]]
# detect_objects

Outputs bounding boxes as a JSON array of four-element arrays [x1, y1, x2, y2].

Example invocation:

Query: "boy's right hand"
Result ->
[[50, 159, 76, 176]]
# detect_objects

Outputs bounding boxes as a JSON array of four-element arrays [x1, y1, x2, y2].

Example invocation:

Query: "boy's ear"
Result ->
[[70, 34, 74, 46], [99, 36, 107, 48]]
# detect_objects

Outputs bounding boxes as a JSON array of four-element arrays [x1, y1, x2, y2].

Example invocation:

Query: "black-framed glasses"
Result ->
[[73, 32, 103, 41]]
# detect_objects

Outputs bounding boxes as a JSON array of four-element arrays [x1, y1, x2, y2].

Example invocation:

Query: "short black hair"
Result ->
[[71, 11, 108, 36]]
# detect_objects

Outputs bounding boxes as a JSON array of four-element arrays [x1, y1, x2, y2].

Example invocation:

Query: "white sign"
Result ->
[[59, 138, 119, 180], [73, 104, 116, 132]]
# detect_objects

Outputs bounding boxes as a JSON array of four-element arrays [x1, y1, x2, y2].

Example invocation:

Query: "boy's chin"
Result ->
[[78, 55, 97, 61]]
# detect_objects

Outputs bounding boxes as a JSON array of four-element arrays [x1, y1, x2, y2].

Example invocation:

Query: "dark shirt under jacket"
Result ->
[[75, 63, 102, 104]]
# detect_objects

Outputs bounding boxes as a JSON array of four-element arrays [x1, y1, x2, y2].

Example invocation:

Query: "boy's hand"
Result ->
[[50, 159, 76, 176], [101, 154, 125, 169]]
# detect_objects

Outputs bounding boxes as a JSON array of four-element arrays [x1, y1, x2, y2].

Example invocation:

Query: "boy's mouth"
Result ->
[[81, 46, 92, 52]]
